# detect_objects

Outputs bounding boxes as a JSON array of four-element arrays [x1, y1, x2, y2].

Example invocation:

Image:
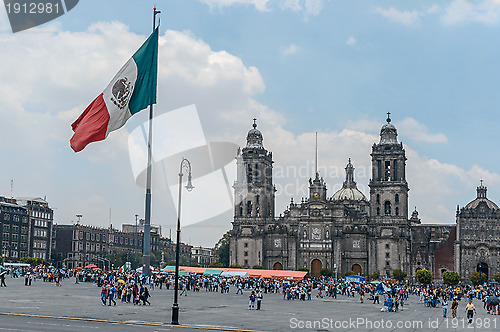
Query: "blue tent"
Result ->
[[345, 275, 365, 283]]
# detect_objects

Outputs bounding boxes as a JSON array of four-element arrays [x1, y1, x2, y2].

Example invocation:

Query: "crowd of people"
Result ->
[[1, 264, 499, 323]]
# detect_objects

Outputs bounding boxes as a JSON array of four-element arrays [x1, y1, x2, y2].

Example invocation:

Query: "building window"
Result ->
[[384, 201, 391, 215], [244, 242, 248, 248], [395, 207, 399, 216], [86, 233, 90, 241], [79, 231, 83, 240], [376, 207, 380, 216], [395, 194, 399, 204], [4, 214, 10, 220], [385, 252, 390, 258], [385, 243, 390, 249], [244, 259, 248, 266], [247, 201, 252, 216], [244, 251, 248, 256], [376, 194, 380, 204], [96, 234, 100, 241], [91, 233, 95, 241]]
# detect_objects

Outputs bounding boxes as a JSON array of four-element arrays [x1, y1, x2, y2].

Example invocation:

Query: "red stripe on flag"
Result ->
[[70, 93, 110, 152]]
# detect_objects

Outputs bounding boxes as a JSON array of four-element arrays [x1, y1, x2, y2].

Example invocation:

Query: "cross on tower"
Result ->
[[480, 179, 484, 186], [387, 112, 391, 123], [253, 118, 257, 128]]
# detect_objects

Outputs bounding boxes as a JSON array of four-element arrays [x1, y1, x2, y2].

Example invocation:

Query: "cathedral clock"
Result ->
[[312, 209, 320, 217], [313, 192, 320, 198]]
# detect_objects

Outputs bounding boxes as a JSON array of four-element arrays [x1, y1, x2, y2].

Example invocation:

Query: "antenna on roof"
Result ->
[[10, 179, 13, 198], [315, 132, 318, 176]]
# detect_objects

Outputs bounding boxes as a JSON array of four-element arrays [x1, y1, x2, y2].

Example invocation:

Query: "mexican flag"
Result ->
[[118, 264, 127, 273], [70, 28, 159, 152]]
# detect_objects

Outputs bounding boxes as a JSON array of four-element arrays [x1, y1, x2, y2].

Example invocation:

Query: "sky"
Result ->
[[1, 0, 500, 247]]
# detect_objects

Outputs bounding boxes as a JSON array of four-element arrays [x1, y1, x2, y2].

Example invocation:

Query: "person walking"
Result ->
[[373, 292, 380, 304], [451, 298, 459, 318], [442, 299, 448, 318], [108, 284, 116, 306], [465, 300, 476, 324], [248, 291, 256, 310], [236, 283, 243, 295], [142, 286, 151, 305], [256, 290, 263, 310], [100, 285, 108, 305], [1, 272, 6, 287]]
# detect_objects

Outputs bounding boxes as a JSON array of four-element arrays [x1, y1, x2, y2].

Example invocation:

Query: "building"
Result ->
[[191, 246, 214, 267], [16, 197, 54, 261], [54, 223, 172, 269], [455, 183, 500, 281], [158, 237, 192, 260], [122, 218, 162, 235], [229, 116, 499, 281], [0, 197, 29, 260], [0, 196, 53, 262]]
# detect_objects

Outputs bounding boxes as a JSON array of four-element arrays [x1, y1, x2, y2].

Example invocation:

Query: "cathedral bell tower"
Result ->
[[230, 119, 275, 268], [369, 113, 409, 219], [368, 113, 410, 276], [234, 119, 275, 219]]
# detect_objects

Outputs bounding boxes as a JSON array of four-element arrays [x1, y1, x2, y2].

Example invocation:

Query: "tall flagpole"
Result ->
[[143, 6, 161, 276]]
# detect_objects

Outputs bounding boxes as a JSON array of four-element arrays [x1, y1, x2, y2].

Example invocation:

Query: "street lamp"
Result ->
[[171, 158, 194, 325], [135, 214, 138, 269]]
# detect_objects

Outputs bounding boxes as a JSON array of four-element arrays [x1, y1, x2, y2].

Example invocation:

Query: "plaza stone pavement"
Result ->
[[0, 278, 498, 332]]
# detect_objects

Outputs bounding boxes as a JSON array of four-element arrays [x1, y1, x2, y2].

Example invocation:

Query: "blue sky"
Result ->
[[1, 0, 500, 246]]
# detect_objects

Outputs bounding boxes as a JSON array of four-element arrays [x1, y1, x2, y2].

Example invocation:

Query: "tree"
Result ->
[[252, 265, 264, 269], [470, 272, 488, 286], [494, 273, 500, 283], [297, 267, 309, 272], [392, 269, 407, 281], [344, 270, 355, 276], [0, 256, 3, 264], [370, 270, 381, 280], [416, 269, 433, 284], [189, 261, 201, 267], [229, 264, 243, 269], [213, 231, 231, 267], [442, 271, 461, 286], [20, 257, 45, 267], [208, 261, 224, 268], [320, 268, 333, 277]]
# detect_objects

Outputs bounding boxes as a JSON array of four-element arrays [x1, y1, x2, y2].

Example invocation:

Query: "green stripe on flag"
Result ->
[[129, 28, 158, 115]]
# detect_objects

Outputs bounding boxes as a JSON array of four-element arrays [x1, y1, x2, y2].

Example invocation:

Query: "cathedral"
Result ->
[[229, 116, 500, 282]]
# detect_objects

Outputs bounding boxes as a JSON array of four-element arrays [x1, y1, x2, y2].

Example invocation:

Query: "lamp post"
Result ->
[[135, 214, 138, 269], [171, 158, 194, 325]]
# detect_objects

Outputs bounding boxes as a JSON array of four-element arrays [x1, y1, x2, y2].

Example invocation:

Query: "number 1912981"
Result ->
[[6, 2, 60, 14], [445, 318, 496, 329]]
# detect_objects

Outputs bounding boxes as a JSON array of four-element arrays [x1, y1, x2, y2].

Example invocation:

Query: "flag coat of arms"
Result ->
[[70, 28, 158, 152]]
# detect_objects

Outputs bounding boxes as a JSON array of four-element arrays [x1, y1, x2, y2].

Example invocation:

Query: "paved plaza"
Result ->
[[0, 277, 499, 331]]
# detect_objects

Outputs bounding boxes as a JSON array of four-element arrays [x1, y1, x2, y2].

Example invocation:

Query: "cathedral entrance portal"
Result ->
[[273, 262, 283, 270], [311, 259, 322, 277], [477, 262, 488, 278], [352, 264, 362, 275]]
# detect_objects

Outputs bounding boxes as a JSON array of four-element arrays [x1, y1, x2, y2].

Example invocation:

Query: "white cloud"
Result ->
[[200, 0, 270, 11], [346, 36, 357, 46], [441, 0, 500, 25], [280, 0, 302, 12], [201, 0, 324, 15], [282, 43, 300, 55], [304, 0, 323, 16], [396, 117, 448, 143], [375, 7, 420, 25]]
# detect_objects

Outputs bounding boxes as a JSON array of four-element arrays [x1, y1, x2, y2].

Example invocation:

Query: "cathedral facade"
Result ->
[[229, 117, 500, 282]]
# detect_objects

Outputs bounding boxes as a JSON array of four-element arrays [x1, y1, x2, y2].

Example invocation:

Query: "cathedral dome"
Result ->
[[332, 187, 367, 201], [379, 113, 398, 145], [246, 119, 263, 148], [332, 159, 367, 201], [464, 182, 499, 210]]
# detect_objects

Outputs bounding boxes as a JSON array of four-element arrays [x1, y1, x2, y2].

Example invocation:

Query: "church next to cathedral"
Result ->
[[229, 115, 500, 282]]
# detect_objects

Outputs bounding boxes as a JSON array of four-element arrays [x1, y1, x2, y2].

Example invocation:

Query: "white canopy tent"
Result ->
[[220, 271, 249, 278]]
